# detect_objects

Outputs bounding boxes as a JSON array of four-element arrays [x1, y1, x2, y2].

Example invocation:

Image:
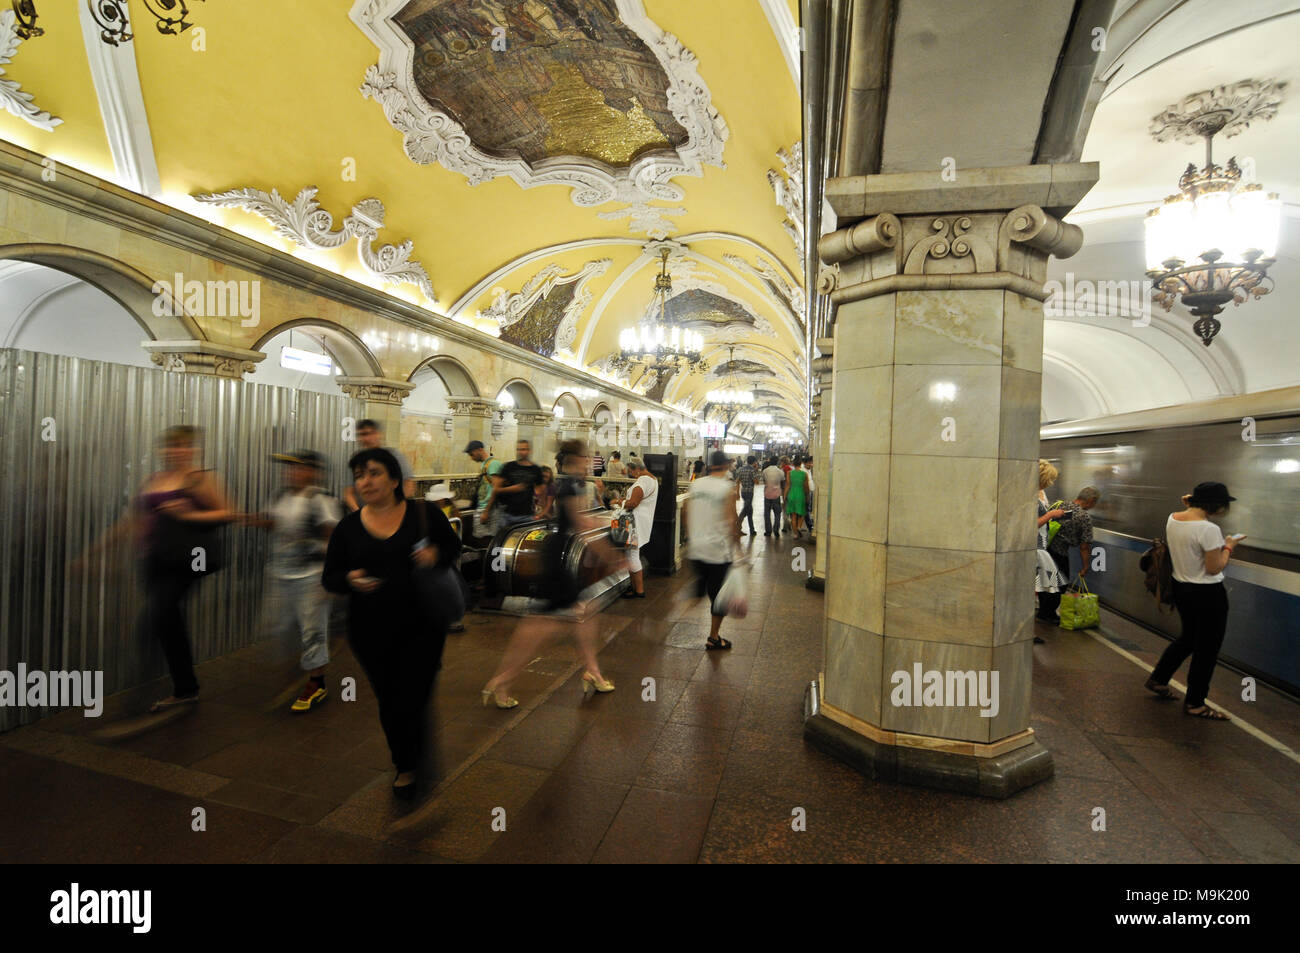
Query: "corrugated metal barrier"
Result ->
[[0, 348, 363, 731]]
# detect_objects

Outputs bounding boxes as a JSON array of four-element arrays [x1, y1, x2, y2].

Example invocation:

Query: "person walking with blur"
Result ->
[[761, 457, 785, 537], [322, 448, 462, 799], [1144, 483, 1242, 720], [465, 440, 502, 540], [481, 439, 617, 708], [133, 426, 241, 712], [684, 450, 741, 650], [344, 419, 414, 511], [1033, 459, 1069, 642], [482, 439, 541, 532], [248, 450, 341, 712], [734, 455, 759, 536], [619, 456, 658, 599]]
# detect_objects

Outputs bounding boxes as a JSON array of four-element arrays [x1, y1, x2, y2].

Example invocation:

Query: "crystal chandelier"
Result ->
[[706, 346, 754, 411], [1144, 81, 1284, 346], [610, 249, 707, 376]]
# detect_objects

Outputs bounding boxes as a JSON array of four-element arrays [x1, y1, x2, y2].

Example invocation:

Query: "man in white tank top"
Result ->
[[685, 450, 740, 650]]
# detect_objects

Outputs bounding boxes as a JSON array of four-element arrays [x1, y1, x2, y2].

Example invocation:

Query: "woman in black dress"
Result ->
[[322, 448, 461, 799]]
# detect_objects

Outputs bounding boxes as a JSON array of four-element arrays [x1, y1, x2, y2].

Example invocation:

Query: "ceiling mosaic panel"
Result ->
[[498, 280, 578, 357], [394, 0, 687, 167], [664, 288, 756, 328]]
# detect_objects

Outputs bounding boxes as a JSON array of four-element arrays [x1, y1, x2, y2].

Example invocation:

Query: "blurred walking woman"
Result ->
[[137, 426, 239, 713], [1144, 482, 1241, 720], [322, 448, 461, 798]]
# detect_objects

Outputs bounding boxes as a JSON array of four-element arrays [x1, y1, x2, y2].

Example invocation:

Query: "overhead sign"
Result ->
[[280, 345, 332, 376]]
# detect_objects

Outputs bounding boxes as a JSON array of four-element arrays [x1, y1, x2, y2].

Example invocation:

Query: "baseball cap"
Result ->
[[463, 440, 485, 454], [271, 450, 324, 469]]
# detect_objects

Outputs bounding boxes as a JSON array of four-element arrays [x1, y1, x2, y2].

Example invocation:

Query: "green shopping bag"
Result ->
[[1059, 577, 1099, 630]]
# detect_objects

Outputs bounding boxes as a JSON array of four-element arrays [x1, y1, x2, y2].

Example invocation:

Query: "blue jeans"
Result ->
[[764, 497, 783, 534]]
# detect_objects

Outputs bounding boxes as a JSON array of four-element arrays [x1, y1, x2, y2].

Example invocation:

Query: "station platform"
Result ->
[[2, 534, 1297, 864]]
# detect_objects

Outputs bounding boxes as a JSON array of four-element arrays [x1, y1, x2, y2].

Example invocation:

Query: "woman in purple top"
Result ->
[[134, 426, 239, 712]]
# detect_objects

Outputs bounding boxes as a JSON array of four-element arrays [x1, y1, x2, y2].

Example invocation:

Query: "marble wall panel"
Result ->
[[826, 536, 886, 633], [827, 451, 889, 542], [833, 296, 895, 370], [824, 618, 883, 726], [995, 458, 1037, 553], [993, 550, 1035, 646], [988, 639, 1034, 739], [880, 636, 998, 742], [894, 290, 1003, 366], [884, 545, 996, 646], [887, 455, 998, 551], [890, 364, 1002, 459], [997, 367, 1043, 462], [1002, 291, 1044, 374], [831, 366, 892, 454]]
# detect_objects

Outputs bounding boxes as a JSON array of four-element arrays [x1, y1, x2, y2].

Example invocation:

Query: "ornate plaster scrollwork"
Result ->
[[997, 205, 1082, 269], [723, 252, 806, 330], [482, 258, 613, 355], [193, 187, 436, 301], [351, 0, 728, 208], [597, 203, 686, 239], [0, 10, 61, 130], [767, 142, 803, 260], [1150, 79, 1286, 144], [815, 264, 839, 295], [337, 377, 415, 405]]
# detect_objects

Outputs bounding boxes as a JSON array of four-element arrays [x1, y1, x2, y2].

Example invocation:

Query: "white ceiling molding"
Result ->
[[768, 141, 804, 263], [484, 257, 613, 358], [0, 11, 61, 130], [350, 0, 729, 207], [759, 0, 801, 87], [192, 186, 436, 301], [597, 202, 686, 239], [76, 1, 159, 195], [724, 251, 806, 329], [1043, 351, 1114, 418]]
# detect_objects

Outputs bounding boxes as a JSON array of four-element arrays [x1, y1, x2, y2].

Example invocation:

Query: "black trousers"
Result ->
[[1150, 581, 1228, 708], [142, 568, 200, 697], [739, 491, 756, 534], [764, 498, 782, 534], [348, 623, 444, 774]]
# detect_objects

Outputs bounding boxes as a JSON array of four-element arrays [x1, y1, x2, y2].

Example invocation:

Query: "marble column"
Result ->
[[513, 409, 555, 459], [807, 337, 834, 591], [805, 164, 1097, 798], [337, 377, 416, 445], [446, 396, 498, 467]]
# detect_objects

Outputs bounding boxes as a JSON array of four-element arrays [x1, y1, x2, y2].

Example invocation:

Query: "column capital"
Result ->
[[142, 340, 265, 380], [512, 409, 555, 428], [446, 395, 499, 418], [336, 377, 415, 405]]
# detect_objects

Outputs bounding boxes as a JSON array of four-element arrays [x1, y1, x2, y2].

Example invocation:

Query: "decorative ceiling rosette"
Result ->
[[351, 0, 728, 207]]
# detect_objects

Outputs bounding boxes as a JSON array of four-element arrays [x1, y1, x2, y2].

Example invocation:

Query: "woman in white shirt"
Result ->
[[1145, 482, 1242, 720], [619, 457, 658, 599]]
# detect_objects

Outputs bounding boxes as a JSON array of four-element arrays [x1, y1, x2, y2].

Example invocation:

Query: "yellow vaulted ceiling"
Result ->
[[1, 0, 805, 420]]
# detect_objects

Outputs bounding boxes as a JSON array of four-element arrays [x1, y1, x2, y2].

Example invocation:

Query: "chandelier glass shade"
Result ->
[[736, 411, 772, 423], [1144, 124, 1280, 346], [706, 345, 754, 412], [610, 249, 707, 376]]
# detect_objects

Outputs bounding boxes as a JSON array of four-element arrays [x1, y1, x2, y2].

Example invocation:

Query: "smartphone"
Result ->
[[1227, 533, 1246, 541], [355, 576, 381, 585]]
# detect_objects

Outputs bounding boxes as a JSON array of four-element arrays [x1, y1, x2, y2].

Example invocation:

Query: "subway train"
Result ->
[[1040, 386, 1300, 698]]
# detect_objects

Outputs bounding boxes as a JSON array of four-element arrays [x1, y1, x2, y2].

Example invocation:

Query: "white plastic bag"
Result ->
[[712, 563, 750, 618]]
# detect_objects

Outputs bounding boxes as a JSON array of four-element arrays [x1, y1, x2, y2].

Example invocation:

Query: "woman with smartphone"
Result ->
[[1144, 482, 1241, 720], [322, 447, 461, 798]]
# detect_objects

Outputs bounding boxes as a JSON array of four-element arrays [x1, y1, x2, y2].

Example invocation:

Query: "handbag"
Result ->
[[609, 508, 634, 547], [413, 501, 466, 625], [1059, 577, 1100, 630]]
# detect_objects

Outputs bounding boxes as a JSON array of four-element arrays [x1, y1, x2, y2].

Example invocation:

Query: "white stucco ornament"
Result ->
[[0, 10, 62, 131]]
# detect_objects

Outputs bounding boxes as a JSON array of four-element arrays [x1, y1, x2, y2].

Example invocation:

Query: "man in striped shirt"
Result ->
[[734, 455, 759, 536]]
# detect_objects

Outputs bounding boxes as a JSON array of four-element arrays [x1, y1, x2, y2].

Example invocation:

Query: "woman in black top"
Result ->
[[322, 448, 461, 799]]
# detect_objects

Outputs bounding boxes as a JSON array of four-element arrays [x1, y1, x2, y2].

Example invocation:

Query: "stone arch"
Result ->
[[410, 354, 479, 396], [497, 378, 541, 410], [0, 242, 203, 341], [253, 318, 381, 377], [553, 391, 584, 418]]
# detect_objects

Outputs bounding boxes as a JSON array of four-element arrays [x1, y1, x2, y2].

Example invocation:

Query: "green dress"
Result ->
[[785, 468, 808, 516]]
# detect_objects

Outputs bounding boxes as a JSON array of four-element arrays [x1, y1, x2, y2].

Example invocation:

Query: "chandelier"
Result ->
[[706, 345, 754, 411], [611, 248, 706, 376], [1144, 80, 1284, 346]]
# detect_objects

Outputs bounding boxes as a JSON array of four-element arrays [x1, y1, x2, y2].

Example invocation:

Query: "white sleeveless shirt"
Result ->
[[687, 474, 734, 564]]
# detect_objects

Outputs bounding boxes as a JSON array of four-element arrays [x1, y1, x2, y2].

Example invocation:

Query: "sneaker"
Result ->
[[291, 681, 327, 713]]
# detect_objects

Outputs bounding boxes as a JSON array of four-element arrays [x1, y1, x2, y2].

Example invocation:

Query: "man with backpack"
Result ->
[[251, 450, 342, 712]]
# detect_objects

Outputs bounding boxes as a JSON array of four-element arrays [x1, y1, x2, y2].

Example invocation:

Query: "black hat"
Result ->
[[271, 450, 324, 469], [1189, 481, 1236, 506], [708, 450, 729, 469], [463, 440, 485, 454]]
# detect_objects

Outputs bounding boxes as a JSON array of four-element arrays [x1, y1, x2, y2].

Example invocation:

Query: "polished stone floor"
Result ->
[[2, 530, 1297, 864]]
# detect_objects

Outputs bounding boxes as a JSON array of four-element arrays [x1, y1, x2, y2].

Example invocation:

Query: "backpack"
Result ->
[[1138, 538, 1177, 612], [1046, 500, 1067, 547]]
